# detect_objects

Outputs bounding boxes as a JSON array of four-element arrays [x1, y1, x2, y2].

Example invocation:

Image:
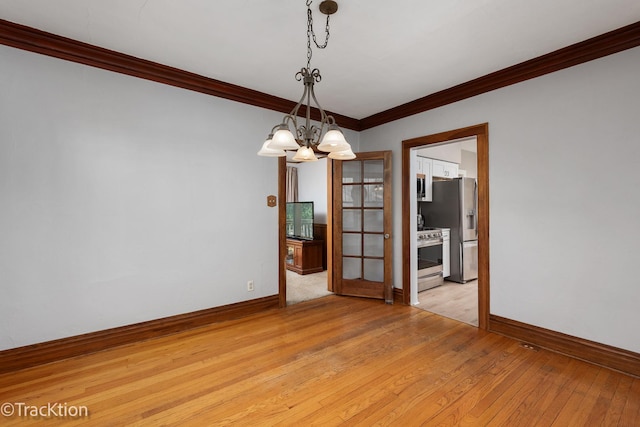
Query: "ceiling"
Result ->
[[1, 0, 639, 120]]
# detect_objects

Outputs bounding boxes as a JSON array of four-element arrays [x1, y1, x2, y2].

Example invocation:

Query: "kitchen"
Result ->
[[413, 137, 479, 326]]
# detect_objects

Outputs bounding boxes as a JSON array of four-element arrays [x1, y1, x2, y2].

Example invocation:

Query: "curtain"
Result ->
[[286, 166, 298, 202]]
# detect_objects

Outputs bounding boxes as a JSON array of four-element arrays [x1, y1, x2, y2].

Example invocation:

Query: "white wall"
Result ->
[[0, 45, 290, 350], [1, 38, 635, 357], [460, 149, 477, 179], [296, 158, 328, 224], [361, 46, 640, 353], [416, 143, 462, 163]]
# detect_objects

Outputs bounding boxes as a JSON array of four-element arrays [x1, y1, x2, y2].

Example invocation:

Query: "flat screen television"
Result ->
[[286, 201, 314, 240]]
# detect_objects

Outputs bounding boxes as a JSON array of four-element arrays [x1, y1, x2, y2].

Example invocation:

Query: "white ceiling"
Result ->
[[1, 0, 639, 119]]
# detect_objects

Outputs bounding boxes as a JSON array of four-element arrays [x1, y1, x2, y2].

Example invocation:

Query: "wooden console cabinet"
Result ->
[[286, 238, 324, 275]]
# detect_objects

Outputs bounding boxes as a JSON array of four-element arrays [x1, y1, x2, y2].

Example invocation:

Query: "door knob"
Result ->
[[384, 234, 390, 239]]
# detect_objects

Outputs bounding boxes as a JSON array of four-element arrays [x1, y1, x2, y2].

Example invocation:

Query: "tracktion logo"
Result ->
[[2, 402, 89, 419]]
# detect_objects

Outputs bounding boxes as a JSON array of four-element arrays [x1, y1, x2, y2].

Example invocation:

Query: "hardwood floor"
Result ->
[[1, 295, 638, 425], [416, 279, 478, 326]]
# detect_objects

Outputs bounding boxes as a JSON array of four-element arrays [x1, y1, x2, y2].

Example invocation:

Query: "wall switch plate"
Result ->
[[267, 195, 277, 207], [247, 280, 254, 292]]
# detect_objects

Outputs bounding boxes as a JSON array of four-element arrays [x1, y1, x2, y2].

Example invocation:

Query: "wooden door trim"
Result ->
[[278, 157, 287, 308], [326, 158, 334, 292], [382, 151, 393, 303], [402, 123, 489, 330]]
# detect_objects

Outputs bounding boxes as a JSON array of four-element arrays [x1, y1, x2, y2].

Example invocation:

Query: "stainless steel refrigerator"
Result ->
[[421, 177, 478, 283]]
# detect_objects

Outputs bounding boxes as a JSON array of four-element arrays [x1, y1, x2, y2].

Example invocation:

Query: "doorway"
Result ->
[[278, 150, 394, 306], [415, 137, 478, 325], [280, 157, 332, 306], [402, 124, 490, 330]]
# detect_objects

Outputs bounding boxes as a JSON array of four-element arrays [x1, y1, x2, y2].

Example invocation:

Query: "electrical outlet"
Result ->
[[247, 280, 254, 292]]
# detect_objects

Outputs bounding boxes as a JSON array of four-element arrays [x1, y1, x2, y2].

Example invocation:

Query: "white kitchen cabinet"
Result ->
[[432, 159, 459, 179], [416, 156, 431, 173], [442, 228, 450, 278]]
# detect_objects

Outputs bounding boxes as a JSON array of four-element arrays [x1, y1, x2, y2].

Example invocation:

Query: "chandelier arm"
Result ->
[[280, 114, 299, 138], [304, 74, 313, 146], [324, 115, 337, 125], [291, 72, 311, 116], [281, 114, 296, 125], [309, 86, 330, 132]]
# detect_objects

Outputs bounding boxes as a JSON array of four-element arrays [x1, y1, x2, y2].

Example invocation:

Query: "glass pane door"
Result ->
[[333, 152, 392, 302]]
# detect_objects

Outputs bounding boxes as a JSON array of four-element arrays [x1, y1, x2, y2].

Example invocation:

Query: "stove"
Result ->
[[417, 227, 443, 247], [417, 227, 444, 291]]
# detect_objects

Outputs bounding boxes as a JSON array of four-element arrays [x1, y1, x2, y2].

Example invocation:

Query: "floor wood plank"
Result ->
[[416, 279, 478, 326], [0, 295, 637, 426]]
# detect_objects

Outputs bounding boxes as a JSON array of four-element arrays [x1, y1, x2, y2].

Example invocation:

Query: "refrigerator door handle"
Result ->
[[473, 179, 478, 239], [458, 179, 465, 243]]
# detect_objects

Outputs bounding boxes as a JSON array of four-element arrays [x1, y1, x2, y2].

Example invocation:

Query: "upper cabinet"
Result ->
[[417, 157, 460, 201], [416, 156, 427, 174], [432, 159, 459, 179]]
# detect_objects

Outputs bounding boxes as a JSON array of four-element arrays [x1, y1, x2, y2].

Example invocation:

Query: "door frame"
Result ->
[[278, 156, 287, 308], [402, 123, 490, 330]]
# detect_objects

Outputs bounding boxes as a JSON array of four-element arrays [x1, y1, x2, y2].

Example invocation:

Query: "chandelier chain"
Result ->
[[306, 0, 331, 69]]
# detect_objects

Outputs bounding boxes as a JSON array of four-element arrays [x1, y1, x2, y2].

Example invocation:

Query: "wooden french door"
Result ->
[[330, 151, 393, 303]]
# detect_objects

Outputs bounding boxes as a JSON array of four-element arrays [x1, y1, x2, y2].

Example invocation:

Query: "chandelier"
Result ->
[[257, 0, 355, 162]]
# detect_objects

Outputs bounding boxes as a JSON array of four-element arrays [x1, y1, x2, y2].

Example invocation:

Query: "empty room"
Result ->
[[1, 1, 639, 424]]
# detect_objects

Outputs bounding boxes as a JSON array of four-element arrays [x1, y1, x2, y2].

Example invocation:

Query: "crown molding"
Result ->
[[1, 19, 639, 133], [0, 18, 360, 131], [359, 20, 640, 130]]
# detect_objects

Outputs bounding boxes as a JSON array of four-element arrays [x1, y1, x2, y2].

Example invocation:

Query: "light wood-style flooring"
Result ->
[[1, 296, 638, 425], [416, 279, 479, 326]]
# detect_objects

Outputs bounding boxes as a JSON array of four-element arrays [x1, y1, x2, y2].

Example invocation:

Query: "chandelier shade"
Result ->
[[292, 146, 319, 162], [268, 125, 299, 151], [328, 147, 356, 160], [257, 136, 286, 157], [317, 125, 349, 152], [257, 0, 354, 163]]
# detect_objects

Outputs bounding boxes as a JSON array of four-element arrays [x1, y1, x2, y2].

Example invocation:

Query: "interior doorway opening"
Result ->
[[413, 137, 479, 326], [280, 156, 332, 306], [402, 123, 490, 330], [278, 150, 393, 306]]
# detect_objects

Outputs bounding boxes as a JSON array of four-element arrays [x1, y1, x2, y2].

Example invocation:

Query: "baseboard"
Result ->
[[393, 287, 404, 304], [0, 295, 279, 374], [489, 314, 640, 377]]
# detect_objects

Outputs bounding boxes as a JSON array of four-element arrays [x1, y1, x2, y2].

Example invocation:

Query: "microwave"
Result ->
[[417, 174, 426, 201]]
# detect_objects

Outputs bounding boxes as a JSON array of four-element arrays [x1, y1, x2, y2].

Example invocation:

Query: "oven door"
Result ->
[[417, 239, 444, 291], [417, 262, 443, 292]]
